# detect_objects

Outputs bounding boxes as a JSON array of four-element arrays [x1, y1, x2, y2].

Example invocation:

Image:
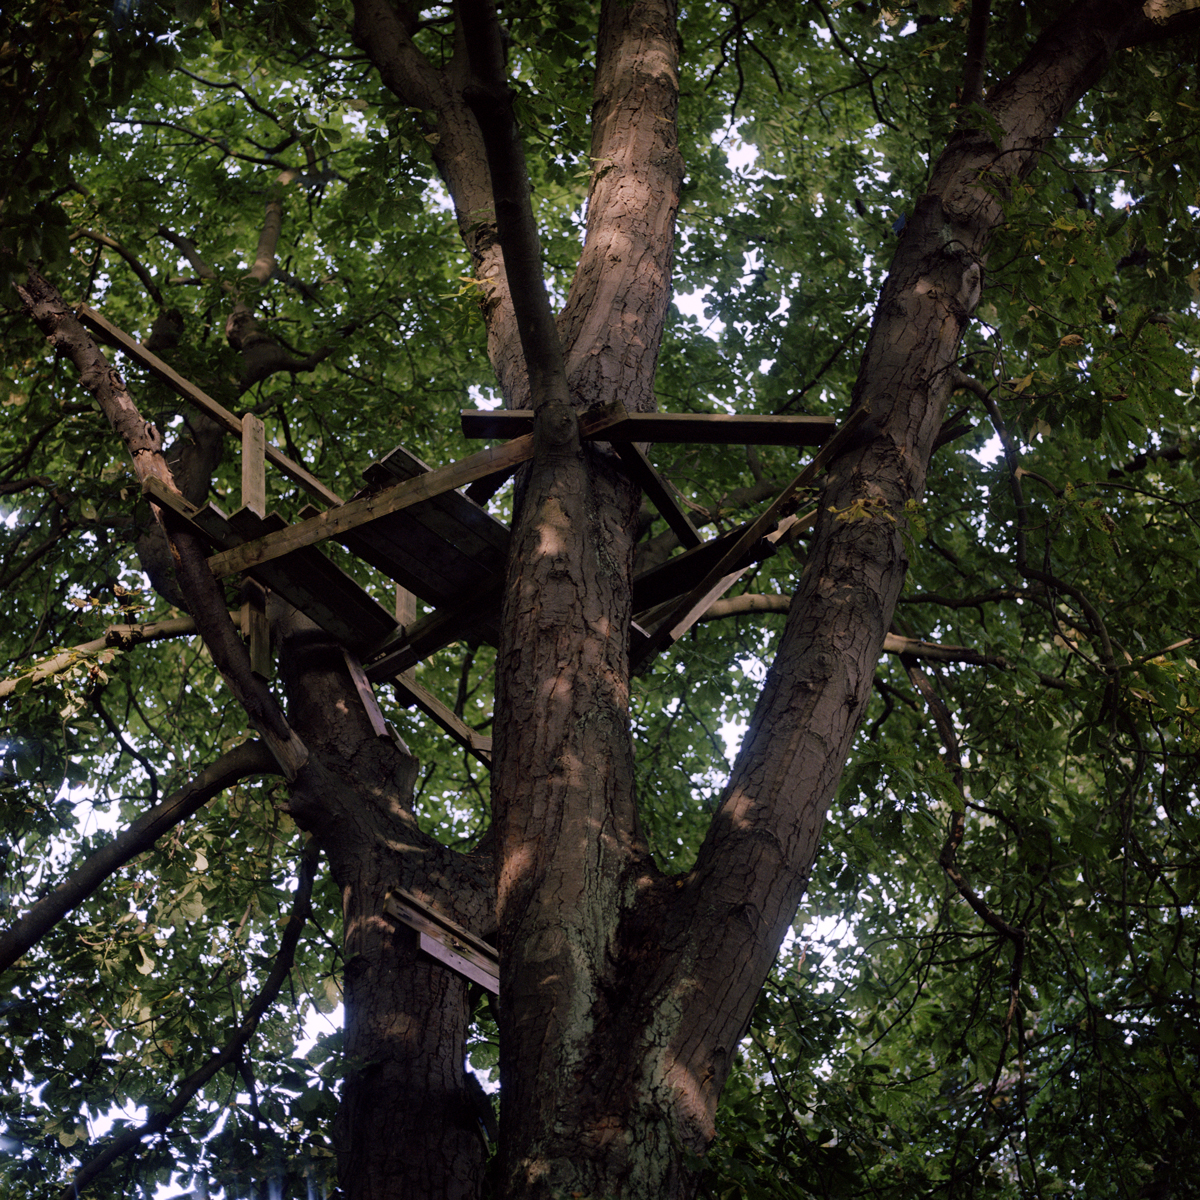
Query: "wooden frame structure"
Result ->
[[80, 305, 857, 771]]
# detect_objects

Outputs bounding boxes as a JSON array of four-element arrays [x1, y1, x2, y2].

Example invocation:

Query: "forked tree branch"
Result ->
[[55, 838, 319, 1200], [0, 741, 278, 975], [14, 268, 308, 779]]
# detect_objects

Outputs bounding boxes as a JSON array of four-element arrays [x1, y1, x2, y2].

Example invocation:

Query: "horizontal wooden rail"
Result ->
[[462, 408, 836, 446]]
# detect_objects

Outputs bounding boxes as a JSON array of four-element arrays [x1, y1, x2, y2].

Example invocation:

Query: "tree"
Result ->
[[3, 0, 1200, 1197]]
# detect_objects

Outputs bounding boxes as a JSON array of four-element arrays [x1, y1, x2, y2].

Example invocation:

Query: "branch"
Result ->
[[459, 0, 572, 416], [556, 0, 684, 412], [698, 594, 1011, 666], [14, 268, 308, 780], [0, 614, 216, 699], [55, 838, 318, 1200], [960, 0, 991, 108], [157, 226, 216, 279], [71, 229, 164, 306], [0, 741, 278, 975], [902, 657, 1026, 945], [982, 387, 1117, 668]]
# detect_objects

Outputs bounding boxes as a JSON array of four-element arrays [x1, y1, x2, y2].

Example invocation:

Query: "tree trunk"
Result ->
[[276, 619, 493, 1200]]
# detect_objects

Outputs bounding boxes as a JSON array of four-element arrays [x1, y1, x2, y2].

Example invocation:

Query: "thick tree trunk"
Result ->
[[275, 619, 495, 1200]]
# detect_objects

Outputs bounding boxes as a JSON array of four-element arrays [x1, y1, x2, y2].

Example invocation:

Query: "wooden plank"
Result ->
[[78, 305, 342, 507], [390, 674, 493, 768], [205, 435, 538, 580], [342, 649, 389, 739], [462, 408, 837, 446], [240, 580, 272, 677], [632, 410, 868, 671], [145, 477, 397, 653], [346, 445, 509, 608], [384, 889, 499, 994], [364, 579, 504, 680], [632, 511, 818, 664], [241, 413, 267, 518], [613, 442, 701, 549], [395, 587, 417, 684], [632, 522, 772, 613]]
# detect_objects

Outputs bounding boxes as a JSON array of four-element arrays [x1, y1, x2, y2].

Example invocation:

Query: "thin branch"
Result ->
[[982, 385, 1117, 668], [0, 615, 217, 699], [71, 230, 164, 306], [698, 593, 1012, 667], [0, 741, 278, 974], [157, 226, 217, 279], [55, 838, 318, 1200], [902, 656, 1026, 948]]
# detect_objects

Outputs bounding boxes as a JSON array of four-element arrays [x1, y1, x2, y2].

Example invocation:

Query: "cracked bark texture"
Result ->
[[344, 1, 1177, 1198], [276, 613, 494, 1200]]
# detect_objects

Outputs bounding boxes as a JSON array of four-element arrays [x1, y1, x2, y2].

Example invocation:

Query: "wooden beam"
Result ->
[[613, 442, 702, 549], [364, 579, 504, 680], [240, 413, 267, 518], [78, 305, 342, 507], [383, 889, 499, 994], [390, 674, 493, 768], [342, 649, 390, 740], [203, 437, 539, 580], [462, 408, 837, 446], [145, 477, 396, 653], [632, 410, 868, 672]]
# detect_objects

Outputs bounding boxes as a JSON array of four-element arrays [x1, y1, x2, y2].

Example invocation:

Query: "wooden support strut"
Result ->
[[383, 889, 499, 995], [77, 305, 342, 507], [461, 409, 838, 446], [632, 409, 870, 671], [202, 404, 636, 580]]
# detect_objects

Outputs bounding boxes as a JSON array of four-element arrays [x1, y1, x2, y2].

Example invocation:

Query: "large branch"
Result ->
[[666, 0, 1166, 1148], [14, 269, 308, 780], [458, 0, 572, 416], [352, 0, 526, 402], [0, 614, 223, 699], [0, 741, 277, 975], [56, 838, 319, 1200], [557, 0, 684, 412]]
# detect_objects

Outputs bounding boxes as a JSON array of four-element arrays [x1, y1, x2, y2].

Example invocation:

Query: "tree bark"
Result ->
[[275, 614, 494, 1200]]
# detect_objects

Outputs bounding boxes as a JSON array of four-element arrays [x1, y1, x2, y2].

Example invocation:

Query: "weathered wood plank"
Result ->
[[462, 408, 837, 446], [205, 435, 538, 580], [390, 673, 493, 768], [241, 413, 267, 518], [383, 889, 499, 994], [79, 305, 342, 506], [364, 579, 504, 680], [613, 442, 701, 549], [632, 410, 868, 671], [145, 478, 396, 653], [343, 649, 390, 739]]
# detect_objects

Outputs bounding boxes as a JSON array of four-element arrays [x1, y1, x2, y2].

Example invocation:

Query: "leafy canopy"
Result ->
[[1, 0, 1199, 1196]]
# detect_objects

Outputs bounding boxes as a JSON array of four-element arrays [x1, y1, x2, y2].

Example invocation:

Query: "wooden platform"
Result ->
[[90, 304, 853, 768]]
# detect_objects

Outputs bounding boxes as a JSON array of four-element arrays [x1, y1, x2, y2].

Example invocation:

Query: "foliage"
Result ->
[[1, 1, 1199, 1197]]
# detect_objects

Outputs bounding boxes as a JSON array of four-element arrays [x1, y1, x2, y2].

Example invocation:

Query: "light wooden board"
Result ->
[[462, 408, 837, 446], [384, 889, 498, 994]]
